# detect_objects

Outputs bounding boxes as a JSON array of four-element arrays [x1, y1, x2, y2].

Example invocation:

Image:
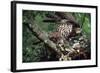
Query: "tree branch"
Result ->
[[24, 12, 62, 56]]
